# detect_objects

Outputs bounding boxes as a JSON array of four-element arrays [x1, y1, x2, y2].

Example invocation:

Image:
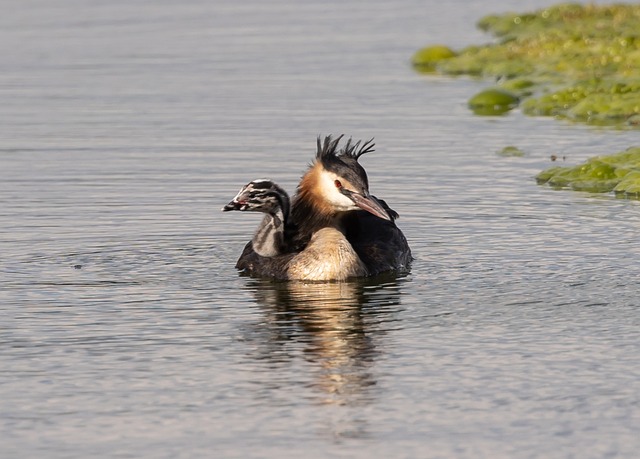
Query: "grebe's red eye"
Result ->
[[334, 180, 342, 188]]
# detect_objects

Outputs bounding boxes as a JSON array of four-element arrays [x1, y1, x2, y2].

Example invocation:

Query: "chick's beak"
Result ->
[[222, 200, 242, 211], [347, 191, 391, 221], [222, 186, 250, 211]]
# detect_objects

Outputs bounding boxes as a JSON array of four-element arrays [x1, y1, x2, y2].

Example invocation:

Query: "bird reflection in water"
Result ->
[[243, 273, 405, 408]]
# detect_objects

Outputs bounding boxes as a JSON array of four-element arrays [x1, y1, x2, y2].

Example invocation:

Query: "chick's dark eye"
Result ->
[[334, 180, 342, 188]]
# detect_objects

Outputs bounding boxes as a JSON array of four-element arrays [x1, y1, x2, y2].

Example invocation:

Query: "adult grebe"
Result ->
[[222, 135, 412, 280]]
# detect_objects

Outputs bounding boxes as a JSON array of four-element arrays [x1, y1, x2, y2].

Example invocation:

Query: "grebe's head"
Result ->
[[222, 179, 290, 217], [311, 135, 391, 221]]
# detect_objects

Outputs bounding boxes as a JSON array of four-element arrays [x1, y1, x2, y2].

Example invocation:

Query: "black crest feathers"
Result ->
[[316, 135, 344, 161], [316, 135, 375, 162], [341, 137, 375, 160]]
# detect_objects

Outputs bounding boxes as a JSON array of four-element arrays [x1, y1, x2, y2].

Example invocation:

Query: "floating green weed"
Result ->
[[413, 3, 640, 127], [497, 146, 525, 157], [412, 45, 457, 72], [537, 147, 640, 197], [468, 88, 519, 115]]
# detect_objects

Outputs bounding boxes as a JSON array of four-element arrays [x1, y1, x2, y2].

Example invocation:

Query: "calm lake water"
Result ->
[[1, 0, 639, 458]]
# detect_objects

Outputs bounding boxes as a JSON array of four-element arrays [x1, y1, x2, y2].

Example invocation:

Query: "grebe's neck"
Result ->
[[291, 163, 341, 245]]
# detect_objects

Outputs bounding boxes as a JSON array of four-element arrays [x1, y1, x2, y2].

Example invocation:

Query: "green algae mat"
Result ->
[[413, 3, 640, 126], [536, 147, 640, 196], [412, 3, 640, 198]]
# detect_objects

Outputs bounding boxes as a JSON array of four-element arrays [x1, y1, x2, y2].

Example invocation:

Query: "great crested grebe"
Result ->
[[222, 135, 412, 281]]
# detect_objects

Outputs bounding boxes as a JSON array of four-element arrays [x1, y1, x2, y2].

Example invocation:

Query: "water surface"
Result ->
[[1, 0, 639, 458]]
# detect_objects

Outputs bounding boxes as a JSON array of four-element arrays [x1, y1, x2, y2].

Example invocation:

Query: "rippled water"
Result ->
[[2, 0, 639, 458]]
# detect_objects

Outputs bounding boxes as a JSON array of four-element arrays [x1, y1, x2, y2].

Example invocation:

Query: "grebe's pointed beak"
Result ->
[[346, 190, 391, 221]]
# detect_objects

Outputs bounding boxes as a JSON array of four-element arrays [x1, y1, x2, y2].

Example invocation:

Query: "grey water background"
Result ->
[[1, 0, 639, 457]]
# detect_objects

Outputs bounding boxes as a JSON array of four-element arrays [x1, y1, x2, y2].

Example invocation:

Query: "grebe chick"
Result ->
[[222, 179, 291, 257]]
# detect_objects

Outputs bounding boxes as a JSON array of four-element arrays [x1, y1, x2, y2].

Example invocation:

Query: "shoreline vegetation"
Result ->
[[412, 3, 640, 197]]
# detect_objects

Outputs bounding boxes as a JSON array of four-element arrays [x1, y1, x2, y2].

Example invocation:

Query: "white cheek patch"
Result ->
[[318, 170, 358, 211]]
